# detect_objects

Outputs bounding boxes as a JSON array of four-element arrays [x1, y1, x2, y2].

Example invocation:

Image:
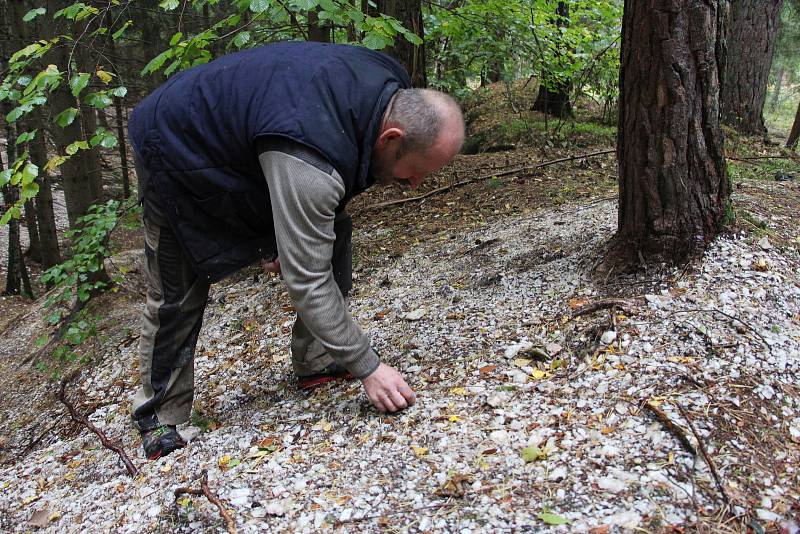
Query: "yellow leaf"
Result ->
[[48, 511, 61, 522], [449, 387, 467, 396], [411, 446, 428, 457], [44, 155, 66, 172], [218, 454, 231, 468], [160, 465, 172, 473], [448, 414, 461, 422], [177, 497, 191, 507], [96, 69, 114, 84], [514, 358, 531, 367], [22, 494, 40, 505], [322, 421, 333, 432], [530, 369, 550, 380]]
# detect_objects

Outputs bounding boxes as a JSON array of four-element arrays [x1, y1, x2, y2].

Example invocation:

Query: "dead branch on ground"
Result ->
[[174, 470, 237, 534], [642, 401, 697, 456], [366, 149, 616, 210], [58, 373, 138, 477], [571, 298, 636, 318], [677, 405, 733, 508]]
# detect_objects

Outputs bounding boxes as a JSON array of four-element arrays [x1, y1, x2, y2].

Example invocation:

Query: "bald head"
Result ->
[[384, 88, 465, 159]]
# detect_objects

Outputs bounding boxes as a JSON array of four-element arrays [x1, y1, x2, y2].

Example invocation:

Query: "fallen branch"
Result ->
[[642, 401, 696, 456], [667, 308, 771, 352], [333, 502, 449, 527], [676, 405, 732, 508], [572, 298, 636, 318], [175, 470, 237, 534], [58, 373, 138, 477], [366, 149, 616, 210]]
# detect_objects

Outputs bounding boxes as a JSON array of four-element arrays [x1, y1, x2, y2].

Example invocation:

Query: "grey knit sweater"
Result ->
[[259, 149, 380, 378]]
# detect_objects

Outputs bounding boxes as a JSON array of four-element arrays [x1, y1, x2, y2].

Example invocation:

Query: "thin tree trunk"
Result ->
[[374, 0, 427, 88], [532, 2, 572, 118], [609, 0, 730, 268], [787, 99, 800, 149], [308, 8, 331, 43], [721, 0, 783, 134], [22, 199, 42, 262], [769, 67, 784, 113]]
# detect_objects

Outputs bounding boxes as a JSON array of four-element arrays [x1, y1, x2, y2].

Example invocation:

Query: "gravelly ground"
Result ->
[[0, 186, 798, 533]]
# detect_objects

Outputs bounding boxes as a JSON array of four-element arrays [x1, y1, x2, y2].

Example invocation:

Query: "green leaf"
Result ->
[[362, 33, 390, 50], [55, 107, 79, 128], [250, 0, 269, 13], [15, 130, 37, 145], [521, 445, 546, 463], [20, 163, 38, 184], [232, 31, 251, 49], [90, 129, 117, 149], [70, 73, 91, 97], [170, 31, 183, 46], [0, 170, 12, 188], [160, 0, 180, 10], [10, 42, 43, 63], [66, 141, 90, 155], [112, 20, 133, 41], [110, 86, 127, 98], [23, 8, 47, 22], [292, 0, 318, 9], [141, 49, 173, 76], [84, 92, 113, 109], [21, 180, 40, 200], [538, 511, 569, 525], [35, 335, 49, 348]]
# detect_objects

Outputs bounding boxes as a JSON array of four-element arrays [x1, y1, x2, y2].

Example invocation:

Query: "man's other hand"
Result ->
[[361, 363, 416, 413], [262, 257, 281, 274]]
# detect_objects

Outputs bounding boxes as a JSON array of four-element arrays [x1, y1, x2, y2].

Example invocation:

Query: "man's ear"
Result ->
[[376, 126, 404, 147]]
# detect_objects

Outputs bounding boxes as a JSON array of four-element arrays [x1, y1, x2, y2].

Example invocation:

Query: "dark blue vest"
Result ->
[[129, 42, 410, 282]]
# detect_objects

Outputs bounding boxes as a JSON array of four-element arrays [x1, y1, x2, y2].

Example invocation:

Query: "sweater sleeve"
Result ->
[[259, 150, 380, 378]]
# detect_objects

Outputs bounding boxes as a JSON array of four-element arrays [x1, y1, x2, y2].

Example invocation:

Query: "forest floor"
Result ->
[[0, 87, 799, 533]]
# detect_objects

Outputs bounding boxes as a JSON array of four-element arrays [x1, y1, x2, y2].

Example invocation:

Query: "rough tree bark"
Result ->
[[609, 0, 730, 269], [721, 0, 783, 134], [372, 0, 427, 88], [532, 2, 573, 118], [787, 99, 800, 149]]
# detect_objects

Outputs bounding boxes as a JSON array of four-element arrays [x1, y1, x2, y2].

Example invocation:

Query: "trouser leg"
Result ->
[[131, 210, 210, 426], [291, 211, 352, 375]]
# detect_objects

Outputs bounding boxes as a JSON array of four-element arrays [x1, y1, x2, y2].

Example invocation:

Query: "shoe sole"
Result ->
[[298, 373, 354, 391]]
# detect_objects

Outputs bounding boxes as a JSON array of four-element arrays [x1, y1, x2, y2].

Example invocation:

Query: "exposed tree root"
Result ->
[[58, 372, 138, 477], [174, 470, 237, 534]]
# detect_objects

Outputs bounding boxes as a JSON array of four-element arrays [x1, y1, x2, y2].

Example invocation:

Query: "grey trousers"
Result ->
[[130, 200, 353, 426]]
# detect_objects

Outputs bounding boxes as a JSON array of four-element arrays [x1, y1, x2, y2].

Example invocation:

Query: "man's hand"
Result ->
[[262, 257, 281, 274], [361, 363, 416, 413]]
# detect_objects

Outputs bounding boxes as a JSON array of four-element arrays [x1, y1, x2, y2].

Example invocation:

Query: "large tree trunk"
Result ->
[[374, 0, 427, 88], [610, 0, 730, 268], [787, 99, 800, 149], [721, 0, 783, 134], [28, 124, 62, 270], [48, 0, 104, 228], [532, 2, 572, 118]]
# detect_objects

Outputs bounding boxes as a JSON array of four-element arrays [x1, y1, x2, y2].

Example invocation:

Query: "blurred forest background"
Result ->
[[0, 0, 799, 368]]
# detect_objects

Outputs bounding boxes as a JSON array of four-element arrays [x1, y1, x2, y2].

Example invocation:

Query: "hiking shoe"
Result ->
[[297, 363, 354, 391], [135, 413, 186, 460]]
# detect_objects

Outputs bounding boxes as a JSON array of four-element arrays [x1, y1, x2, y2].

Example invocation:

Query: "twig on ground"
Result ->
[[676, 405, 732, 509], [58, 373, 138, 477], [22, 413, 67, 456], [642, 401, 697, 456], [572, 298, 636, 318], [667, 308, 771, 352], [365, 149, 616, 210], [174, 470, 237, 534]]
